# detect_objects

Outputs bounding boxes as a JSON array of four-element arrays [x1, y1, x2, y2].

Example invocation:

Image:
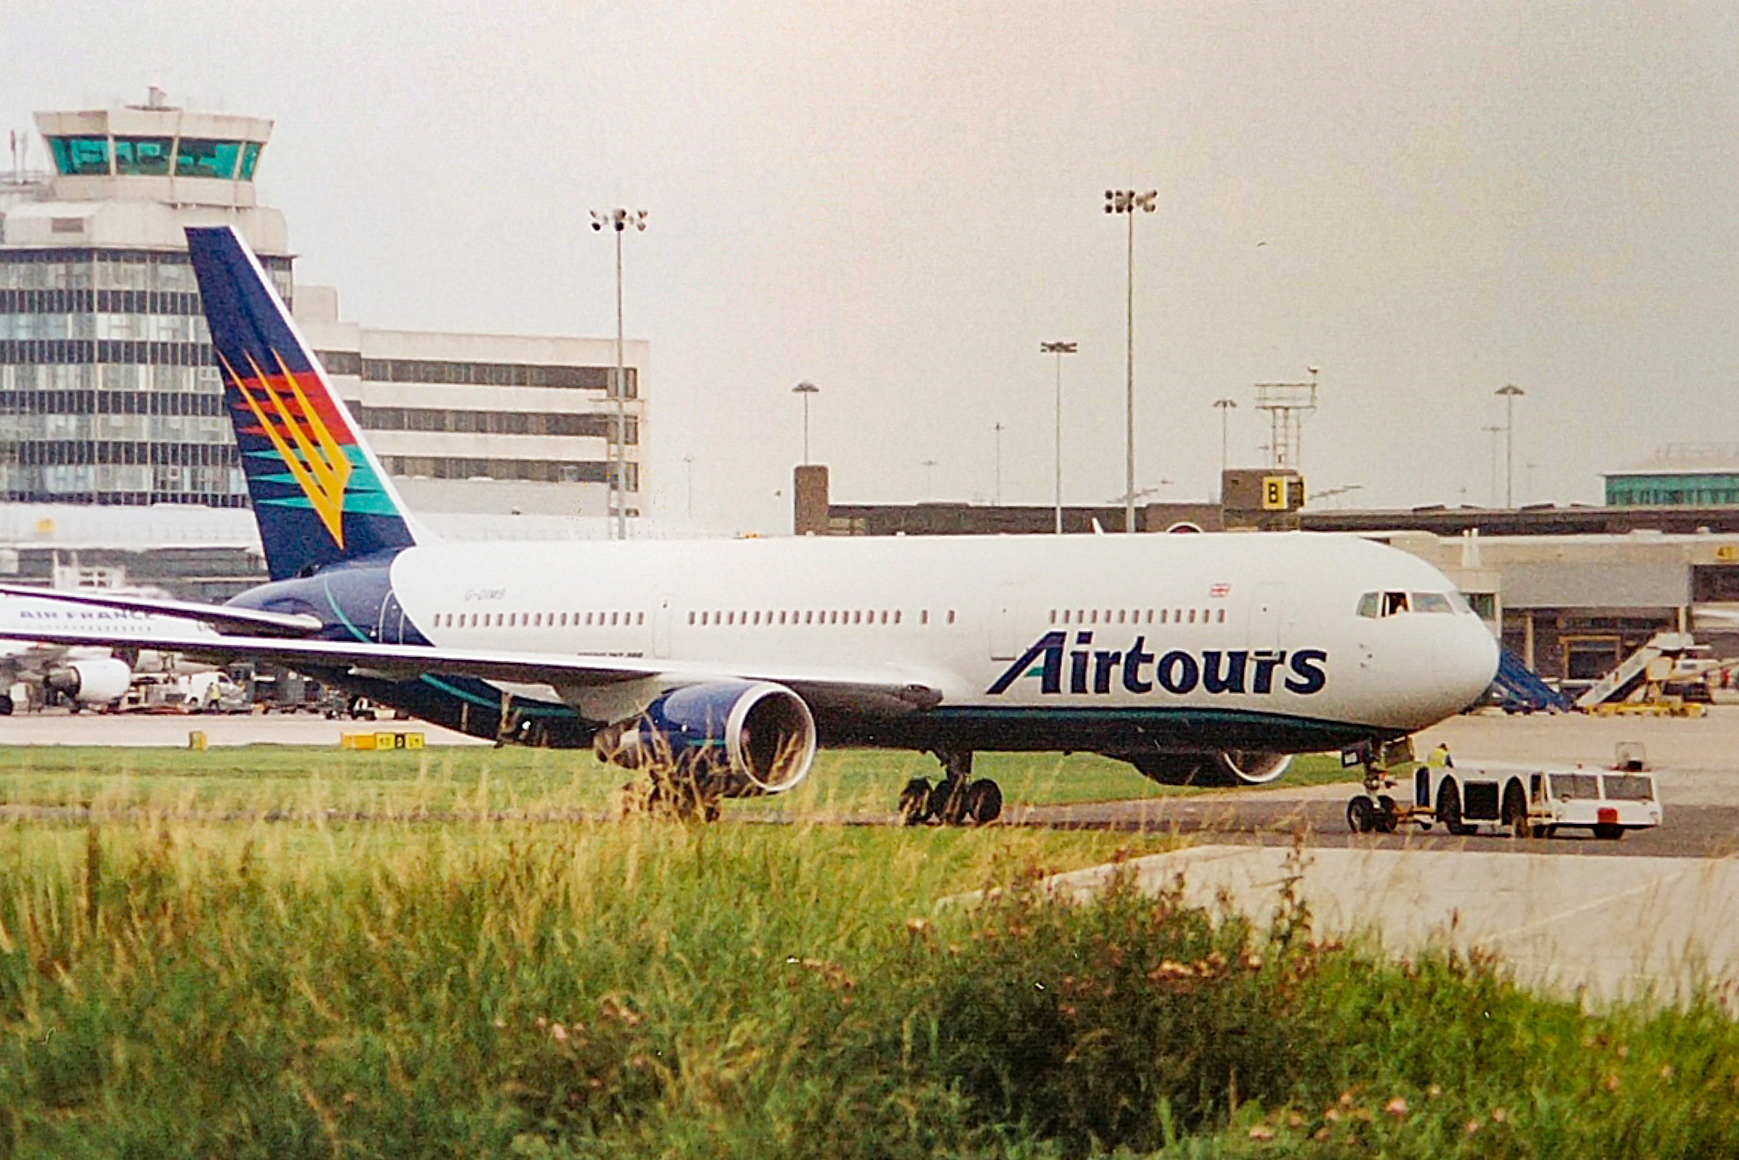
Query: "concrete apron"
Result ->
[[1033, 844, 1739, 1007]]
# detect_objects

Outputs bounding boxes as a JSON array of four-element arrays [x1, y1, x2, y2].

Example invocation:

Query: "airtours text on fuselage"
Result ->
[[985, 631, 1328, 698]]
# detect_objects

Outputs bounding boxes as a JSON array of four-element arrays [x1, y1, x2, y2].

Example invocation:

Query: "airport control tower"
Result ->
[[0, 89, 287, 508], [0, 90, 647, 533]]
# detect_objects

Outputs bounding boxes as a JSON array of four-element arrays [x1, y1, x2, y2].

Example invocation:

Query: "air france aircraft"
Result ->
[[3, 225, 1499, 822], [0, 593, 236, 714]]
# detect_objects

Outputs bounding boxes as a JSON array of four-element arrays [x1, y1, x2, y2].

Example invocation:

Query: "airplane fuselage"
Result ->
[[233, 530, 1499, 760]]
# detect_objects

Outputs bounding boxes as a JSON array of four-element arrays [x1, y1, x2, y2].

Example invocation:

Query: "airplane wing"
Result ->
[[0, 623, 947, 716], [0, 584, 321, 637]]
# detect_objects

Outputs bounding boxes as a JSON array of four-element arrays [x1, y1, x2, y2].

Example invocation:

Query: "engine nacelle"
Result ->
[[44, 657, 133, 706], [1121, 749, 1293, 788], [593, 680, 817, 798]]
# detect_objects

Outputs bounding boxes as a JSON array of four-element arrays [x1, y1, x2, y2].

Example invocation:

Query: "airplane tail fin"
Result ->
[[185, 225, 420, 581]]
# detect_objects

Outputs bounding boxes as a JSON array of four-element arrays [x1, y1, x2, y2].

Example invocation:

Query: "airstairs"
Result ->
[[1489, 646, 1570, 713], [1573, 632, 1703, 714]]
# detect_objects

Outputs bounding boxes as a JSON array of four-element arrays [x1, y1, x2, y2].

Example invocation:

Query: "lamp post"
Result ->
[[1212, 397, 1237, 474], [1481, 424, 1502, 507], [792, 381, 818, 465], [1040, 340, 1077, 534], [1105, 188, 1157, 534], [1496, 383, 1524, 508], [590, 207, 647, 540], [991, 421, 1004, 506]]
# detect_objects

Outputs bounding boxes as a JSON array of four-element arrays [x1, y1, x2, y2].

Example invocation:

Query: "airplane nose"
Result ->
[[1451, 619, 1502, 711]]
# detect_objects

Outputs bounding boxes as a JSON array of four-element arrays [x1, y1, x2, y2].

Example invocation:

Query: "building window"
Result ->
[[113, 137, 173, 175], [48, 136, 110, 176], [175, 139, 242, 180]]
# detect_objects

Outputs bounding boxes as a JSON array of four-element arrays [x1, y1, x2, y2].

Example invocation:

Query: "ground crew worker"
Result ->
[[1427, 741, 1453, 768]]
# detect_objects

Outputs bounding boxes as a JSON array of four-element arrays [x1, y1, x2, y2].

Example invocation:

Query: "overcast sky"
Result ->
[[6, 0, 1739, 534]]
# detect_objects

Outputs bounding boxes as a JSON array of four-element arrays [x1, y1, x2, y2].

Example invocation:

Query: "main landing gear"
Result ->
[[899, 751, 1004, 827]]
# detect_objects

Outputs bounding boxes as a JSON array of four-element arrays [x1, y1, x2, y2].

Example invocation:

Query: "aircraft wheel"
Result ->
[[929, 777, 970, 826], [966, 778, 1003, 825], [1374, 794, 1399, 833], [898, 778, 933, 826], [1346, 795, 1375, 834], [0, 694, 14, 716]]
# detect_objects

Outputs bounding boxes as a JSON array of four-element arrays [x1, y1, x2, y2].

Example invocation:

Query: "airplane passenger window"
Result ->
[[1216, 609, 1225, 623], [894, 610, 902, 624], [947, 610, 956, 624], [636, 612, 644, 625], [920, 610, 929, 625]]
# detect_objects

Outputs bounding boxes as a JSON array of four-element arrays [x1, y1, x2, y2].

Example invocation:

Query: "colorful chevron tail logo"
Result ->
[[219, 348, 353, 547]]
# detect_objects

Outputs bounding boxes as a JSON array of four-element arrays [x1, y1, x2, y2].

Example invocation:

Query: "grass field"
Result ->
[[0, 743, 1354, 819], [4, 749, 1739, 1158]]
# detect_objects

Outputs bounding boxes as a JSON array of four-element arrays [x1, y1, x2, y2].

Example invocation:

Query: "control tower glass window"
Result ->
[[47, 136, 111, 176], [175, 139, 241, 179], [239, 142, 263, 181], [114, 137, 172, 175]]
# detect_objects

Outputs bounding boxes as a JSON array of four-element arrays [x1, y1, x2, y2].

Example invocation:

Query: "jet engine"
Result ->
[[593, 680, 818, 798], [44, 657, 132, 706], [1121, 749, 1293, 787]]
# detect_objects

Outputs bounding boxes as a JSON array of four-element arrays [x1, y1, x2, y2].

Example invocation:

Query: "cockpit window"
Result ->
[[1359, 590, 1463, 618]]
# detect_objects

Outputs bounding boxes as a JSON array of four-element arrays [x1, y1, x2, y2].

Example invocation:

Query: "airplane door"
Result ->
[[1249, 582, 1283, 650], [991, 582, 1024, 660], [376, 591, 407, 644], [653, 594, 674, 658]]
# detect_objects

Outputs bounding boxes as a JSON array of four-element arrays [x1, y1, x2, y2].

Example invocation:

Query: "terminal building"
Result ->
[[801, 464, 1739, 694], [0, 90, 645, 591]]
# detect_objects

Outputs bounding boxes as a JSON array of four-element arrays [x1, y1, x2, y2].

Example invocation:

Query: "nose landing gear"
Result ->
[[899, 750, 1004, 827]]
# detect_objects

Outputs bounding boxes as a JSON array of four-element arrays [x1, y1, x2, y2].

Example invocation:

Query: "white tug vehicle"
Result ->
[[1346, 744, 1662, 840]]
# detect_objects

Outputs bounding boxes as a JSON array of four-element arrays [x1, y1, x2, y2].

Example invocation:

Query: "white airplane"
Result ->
[[0, 606, 133, 713], [0, 590, 287, 714], [1, 225, 1499, 821], [0, 593, 207, 713]]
